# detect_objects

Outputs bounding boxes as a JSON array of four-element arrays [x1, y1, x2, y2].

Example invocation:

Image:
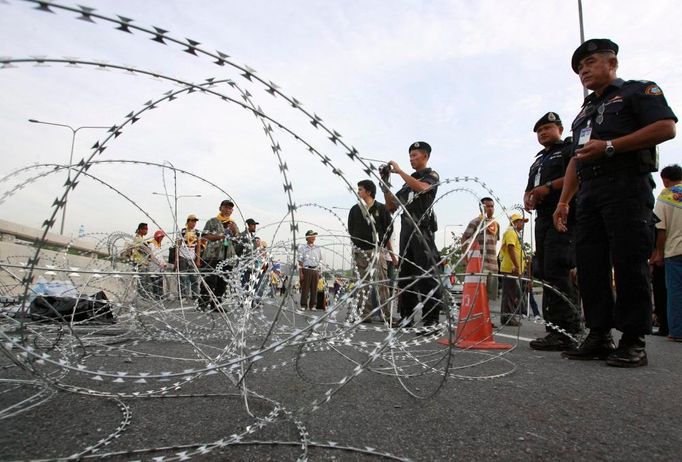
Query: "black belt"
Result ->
[[577, 163, 639, 182]]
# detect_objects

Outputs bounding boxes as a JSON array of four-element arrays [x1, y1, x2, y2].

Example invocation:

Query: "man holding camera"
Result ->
[[382, 141, 443, 329]]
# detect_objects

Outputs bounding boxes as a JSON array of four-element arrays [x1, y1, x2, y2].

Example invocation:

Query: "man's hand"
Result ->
[[528, 185, 550, 206], [388, 160, 403, 175], [650, 249, 664, 267], [228, 221, 239, 236], [553, 204, 569, 232], [575, 139, 607, 162]]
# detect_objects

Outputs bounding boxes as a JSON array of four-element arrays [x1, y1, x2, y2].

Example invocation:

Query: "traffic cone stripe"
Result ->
[[438, 241, 512, 350], [463, 275, 486, 284]]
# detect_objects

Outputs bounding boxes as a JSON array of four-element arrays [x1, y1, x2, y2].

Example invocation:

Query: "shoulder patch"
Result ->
[[644, 84, 663, 96]]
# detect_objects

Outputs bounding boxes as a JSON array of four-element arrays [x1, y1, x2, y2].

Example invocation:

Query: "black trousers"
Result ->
[[652, 264, 668, 335], [199, 259, 231, 309], [398, 230, 442, 325], [501, 275, 521, 318], [575, 172, 654, 335], [535, 214, 581, 333]]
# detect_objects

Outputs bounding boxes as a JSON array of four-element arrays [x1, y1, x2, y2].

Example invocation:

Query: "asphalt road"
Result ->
[[1, 295, 680, 461]]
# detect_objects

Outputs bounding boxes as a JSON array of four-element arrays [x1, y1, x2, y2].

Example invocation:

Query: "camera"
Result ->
[[379, 164, 392, 187]]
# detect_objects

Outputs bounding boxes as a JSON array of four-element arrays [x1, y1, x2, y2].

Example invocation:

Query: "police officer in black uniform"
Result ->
[[524, 112, 581, 350], [382, 141, 443, 329], [554, 39, 677, 367]]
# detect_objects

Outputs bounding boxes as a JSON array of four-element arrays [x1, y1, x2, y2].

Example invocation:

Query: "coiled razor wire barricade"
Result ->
[[0, 1, 585, 460]]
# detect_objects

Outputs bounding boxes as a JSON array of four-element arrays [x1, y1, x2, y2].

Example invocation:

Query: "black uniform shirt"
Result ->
[[525, 139, 573, 215], [395, 168, 439, 248], [347, 200, 393, 251], [570, 78, 677, 173]]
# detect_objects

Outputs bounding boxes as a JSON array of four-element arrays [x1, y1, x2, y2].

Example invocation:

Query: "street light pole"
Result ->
[[151, 192, 202, 224], [442, 224, 464, 249], [28, 118, 109, 235]]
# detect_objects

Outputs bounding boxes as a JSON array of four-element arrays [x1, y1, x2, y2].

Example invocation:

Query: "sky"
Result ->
[[1, 0, 681, 263]]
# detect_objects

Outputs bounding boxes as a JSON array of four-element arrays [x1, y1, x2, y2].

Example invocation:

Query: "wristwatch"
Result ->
[[545, 180, 553, 191], [605, 140, 616, 158]]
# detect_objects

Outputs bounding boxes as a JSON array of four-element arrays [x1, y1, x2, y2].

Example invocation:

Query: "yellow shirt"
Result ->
[[499, 227, 525, 274], [317, 278, 326, 292]]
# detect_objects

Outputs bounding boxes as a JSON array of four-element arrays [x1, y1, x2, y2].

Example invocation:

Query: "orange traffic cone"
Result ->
[[438, 242, 512, 349]]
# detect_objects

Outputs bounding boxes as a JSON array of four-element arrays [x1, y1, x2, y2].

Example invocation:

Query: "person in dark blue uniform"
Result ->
[[382, 141, 443, 330], [524, 112, 581, 350], [554, 38, 677, 367]]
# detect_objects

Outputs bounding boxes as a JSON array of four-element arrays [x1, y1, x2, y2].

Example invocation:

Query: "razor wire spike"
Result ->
[[76, 5, 96, 23], [271, 143, 281, 153], [329, 135, 338, 144], [291, 97, 302, 108], [183, 38, 201, 55], [34, 2, 55, 13], [52, 197, 65, 207], [42, 219, 55, 228], [266, 81, 279, 95], [93, 59, 109, 69], [115, 15, 133, 33], [278, 162, 288, 172], [288, 204, 297, 212], [151, 26, 169, 44], [91, 141, 100, 150]]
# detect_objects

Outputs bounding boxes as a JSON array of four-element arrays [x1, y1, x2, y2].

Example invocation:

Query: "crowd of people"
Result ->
[[124, 38, 680, 368], [124, 200, 276, 311]]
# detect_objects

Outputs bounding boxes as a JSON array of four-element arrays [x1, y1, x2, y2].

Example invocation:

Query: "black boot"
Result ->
[[561, 329, 615, 360], [606, 334, 647, 368], [530, 332, 578, 351]]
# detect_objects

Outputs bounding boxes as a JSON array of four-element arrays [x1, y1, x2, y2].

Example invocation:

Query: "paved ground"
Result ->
[[1, 295, 680, 461]]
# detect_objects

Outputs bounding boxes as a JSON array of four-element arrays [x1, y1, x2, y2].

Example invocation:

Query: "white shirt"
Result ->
[[298, 243, 322, 268]]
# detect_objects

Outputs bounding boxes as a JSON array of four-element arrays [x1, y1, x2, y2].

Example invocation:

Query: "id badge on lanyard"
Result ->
[[533, 169, 541, 187], [578, 120, 592, 146]]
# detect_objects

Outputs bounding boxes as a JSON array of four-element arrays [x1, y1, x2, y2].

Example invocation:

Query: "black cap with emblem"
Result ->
[[571, 38, 618, 73], [533, 112, 562, 132], [409, 141, 432, 155]]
